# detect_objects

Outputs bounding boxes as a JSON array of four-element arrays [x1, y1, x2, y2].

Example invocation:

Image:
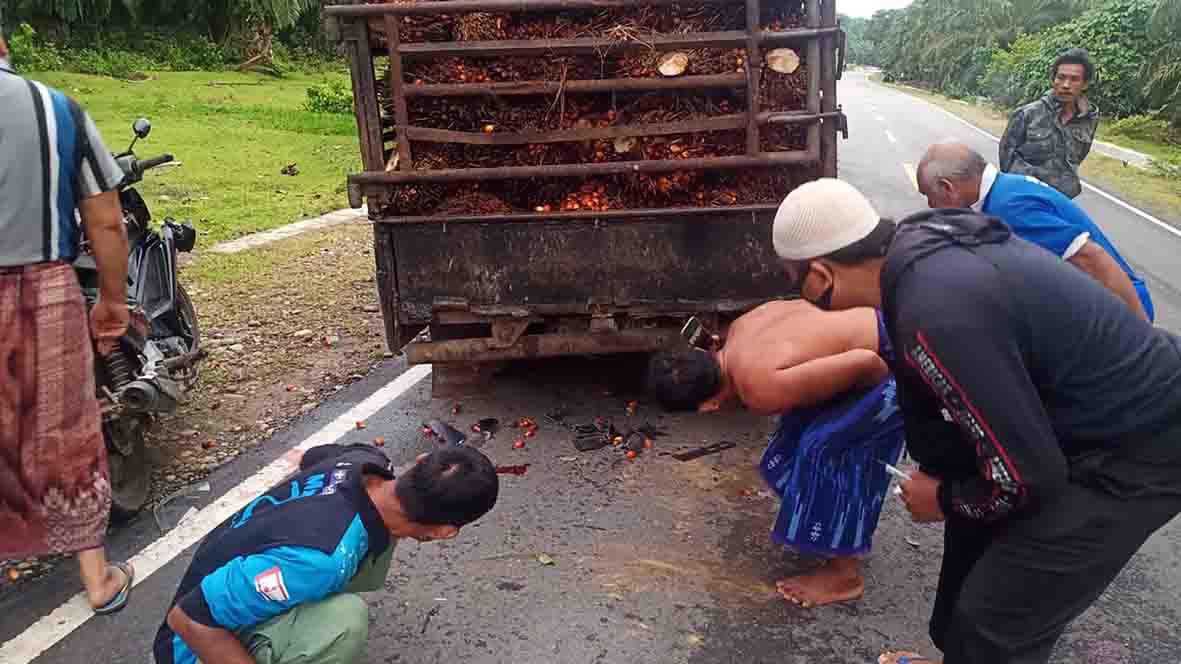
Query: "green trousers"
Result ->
[[234, 546, 394, 664]]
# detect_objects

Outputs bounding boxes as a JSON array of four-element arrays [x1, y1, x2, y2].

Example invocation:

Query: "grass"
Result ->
[[27, 70, 363, 248], [880, 80, 1181, 228]]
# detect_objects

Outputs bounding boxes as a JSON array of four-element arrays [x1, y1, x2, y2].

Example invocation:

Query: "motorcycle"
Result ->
[[74, 118, 204, 520]]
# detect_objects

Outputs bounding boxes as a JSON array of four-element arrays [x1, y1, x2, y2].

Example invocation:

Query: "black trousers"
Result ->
[[929, 420, 1181, 664]]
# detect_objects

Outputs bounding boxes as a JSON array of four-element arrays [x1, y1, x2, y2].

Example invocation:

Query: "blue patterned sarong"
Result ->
[[758, 312, 906, 557]]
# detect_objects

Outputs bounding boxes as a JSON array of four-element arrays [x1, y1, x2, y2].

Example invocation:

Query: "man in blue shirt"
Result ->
[[917, 140, 1152, 321], [154, 443, 499, 664]]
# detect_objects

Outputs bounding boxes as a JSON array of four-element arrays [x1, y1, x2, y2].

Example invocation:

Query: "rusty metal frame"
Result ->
[[406, 329, 682, 364], [328, 0, 845, 203]]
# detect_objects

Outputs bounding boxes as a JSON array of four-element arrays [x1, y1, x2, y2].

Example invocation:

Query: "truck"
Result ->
[[324, 0, 846, 396]]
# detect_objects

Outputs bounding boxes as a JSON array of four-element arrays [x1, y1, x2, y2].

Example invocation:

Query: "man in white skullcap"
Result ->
[[772, 179, 1181, 664]]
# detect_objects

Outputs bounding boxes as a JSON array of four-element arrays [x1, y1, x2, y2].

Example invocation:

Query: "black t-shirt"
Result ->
[[882, 209, 1181, 523]]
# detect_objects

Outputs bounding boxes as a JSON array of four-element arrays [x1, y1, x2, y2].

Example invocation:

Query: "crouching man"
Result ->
[[154, 443, 499, 664], [646, 298, 906, 608]]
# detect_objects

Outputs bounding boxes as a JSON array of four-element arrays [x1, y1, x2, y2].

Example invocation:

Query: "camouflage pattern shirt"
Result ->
[[999, 92, 1099, 199]]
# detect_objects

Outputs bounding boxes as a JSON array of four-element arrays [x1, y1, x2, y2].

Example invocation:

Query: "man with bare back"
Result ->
[[646, 299, 906, 608]]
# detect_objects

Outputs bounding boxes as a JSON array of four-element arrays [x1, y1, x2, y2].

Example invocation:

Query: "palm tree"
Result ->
[[1143, 0, 1181, 127]]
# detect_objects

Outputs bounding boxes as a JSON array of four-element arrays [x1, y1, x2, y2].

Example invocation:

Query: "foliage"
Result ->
[[1106, 113, 1180, 145], [1141, 0, 1181, 127], [867, 0, 1095, 95], [838, 15, 876, 66], [981, 0, 1159, 117], [303, 79, 354, 115], [7, 23, 67, 72]]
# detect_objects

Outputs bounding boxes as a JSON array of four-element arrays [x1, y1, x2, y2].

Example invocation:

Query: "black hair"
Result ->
[[1052, 48, 1094, 82], [822, 217, 898, 265], [646, 349, 722, 412], [395, 446, 499, 527]]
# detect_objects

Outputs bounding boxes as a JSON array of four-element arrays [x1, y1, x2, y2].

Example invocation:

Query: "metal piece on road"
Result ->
[[406, 330, 680, 364], [670, 440, 737, 461]]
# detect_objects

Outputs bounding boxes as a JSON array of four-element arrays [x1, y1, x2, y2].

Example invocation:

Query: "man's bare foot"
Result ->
[[878, 651, 940, 664], [776, 557, 864, 608], [87, 562, 132, 609]]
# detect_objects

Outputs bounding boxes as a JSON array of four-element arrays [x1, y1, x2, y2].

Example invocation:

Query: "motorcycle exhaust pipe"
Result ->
[[120, 380, 161, 414]]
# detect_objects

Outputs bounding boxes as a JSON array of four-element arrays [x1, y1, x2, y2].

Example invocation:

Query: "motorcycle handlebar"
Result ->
[[138, 154, 174, 171]]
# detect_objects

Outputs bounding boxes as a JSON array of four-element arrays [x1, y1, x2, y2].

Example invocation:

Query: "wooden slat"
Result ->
[[351, 150, 818, 185], [392, 27, 841, 60], [383, 15, 413, 170], [805, 0, 822, 159], [376, 203, 779, 225], [397, 114, 748, 146], [346, 19, 385, 174], [326, 0, 738, 18], [383, 112, 839, 146], [743, 0, 763, 155], [405, 73, 746, 98], [820, 0, 839, 178]]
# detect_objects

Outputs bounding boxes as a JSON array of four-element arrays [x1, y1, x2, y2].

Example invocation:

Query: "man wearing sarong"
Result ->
[[0, 34, 135, 613], [646, 299, 906, 608]]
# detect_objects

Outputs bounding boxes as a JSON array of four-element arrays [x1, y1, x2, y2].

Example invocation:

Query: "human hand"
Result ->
[[900, 471, 945, 523], [90, 299, 129, 356]]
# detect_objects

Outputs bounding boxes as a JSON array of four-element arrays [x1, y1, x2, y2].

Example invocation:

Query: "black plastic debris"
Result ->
[[572, 422, 612, 452], [425, 419, 467, 446], [670, 441, 736, 461]]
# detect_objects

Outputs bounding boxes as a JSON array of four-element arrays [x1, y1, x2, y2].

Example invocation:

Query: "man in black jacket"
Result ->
[[770, 178, 1181, 664]]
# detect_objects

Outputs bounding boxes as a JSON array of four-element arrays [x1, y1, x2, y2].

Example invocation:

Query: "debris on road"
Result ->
[[495, 464, 530, 476], [424, 419, 467, 446], [280, 163, 300, 176], [905, 537, 922, 548], [513, 439, 526, 450], [536, 553, 556, 566], [374, 436, 386, 447], [572, 422, 612, 452], [153, 480, 212, 533], [671, 441, 736, 462], [451, 402, 462, 415], [420, 605, 441, 634]]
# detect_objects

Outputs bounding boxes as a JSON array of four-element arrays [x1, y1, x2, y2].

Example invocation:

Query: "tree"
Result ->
[[1142, 0, 1181, 127], [123, 0, 316, 43]]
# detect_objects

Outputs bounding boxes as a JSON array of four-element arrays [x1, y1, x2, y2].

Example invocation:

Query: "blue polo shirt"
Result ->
[[980, 169, 1154, 321]]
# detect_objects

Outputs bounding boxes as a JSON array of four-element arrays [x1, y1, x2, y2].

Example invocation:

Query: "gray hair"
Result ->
[[917, 139, 988, 192]]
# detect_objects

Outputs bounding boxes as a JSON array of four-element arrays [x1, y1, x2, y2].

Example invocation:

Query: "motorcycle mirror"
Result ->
[[132, 118, 152, 139]]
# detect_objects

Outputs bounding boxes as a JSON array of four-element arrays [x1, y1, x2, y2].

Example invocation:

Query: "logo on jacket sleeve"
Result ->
[[254, 566, 290, 602]]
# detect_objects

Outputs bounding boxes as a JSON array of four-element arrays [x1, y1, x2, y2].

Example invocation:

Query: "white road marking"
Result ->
[[885, 130, 898, 144], [209, 206, 369, 254], [875, 114, 887, 123], [891, 87, 1181, 240], [0, 363, 432, 664]]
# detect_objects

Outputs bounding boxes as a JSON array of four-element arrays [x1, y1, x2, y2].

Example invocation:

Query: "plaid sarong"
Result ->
[[0, 262, 110, 557]]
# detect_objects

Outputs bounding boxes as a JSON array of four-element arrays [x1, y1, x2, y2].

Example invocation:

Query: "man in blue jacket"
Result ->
[[154, 443, 498, 664], [917, 140, 1152, 321]]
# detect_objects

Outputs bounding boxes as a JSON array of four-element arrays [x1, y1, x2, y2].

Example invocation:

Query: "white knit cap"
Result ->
[[772, 178, 881, 260]]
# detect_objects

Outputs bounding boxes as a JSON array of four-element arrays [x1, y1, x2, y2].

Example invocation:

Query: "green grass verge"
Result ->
[[28, 70, 363, 247], [881, 81, 1181, 228]]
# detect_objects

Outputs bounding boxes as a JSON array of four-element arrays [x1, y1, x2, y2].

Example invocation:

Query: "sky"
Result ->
[[839, 0, 915, 18]]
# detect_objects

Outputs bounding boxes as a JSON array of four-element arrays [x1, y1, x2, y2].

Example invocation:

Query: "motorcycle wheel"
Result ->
[[105, 416, 151, 523], [174, 283, 202, 388]]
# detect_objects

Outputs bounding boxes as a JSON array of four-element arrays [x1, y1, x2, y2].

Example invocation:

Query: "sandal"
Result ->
[[878, 653, 937, 664], [93, 562, 134, 615]]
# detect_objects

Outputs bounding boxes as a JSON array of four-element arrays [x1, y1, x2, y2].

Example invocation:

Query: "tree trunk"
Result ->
[[206, 0, 233, 44]]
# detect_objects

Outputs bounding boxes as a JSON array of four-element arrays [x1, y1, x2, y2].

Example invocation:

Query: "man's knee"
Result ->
[[323, 593, 369, 659]]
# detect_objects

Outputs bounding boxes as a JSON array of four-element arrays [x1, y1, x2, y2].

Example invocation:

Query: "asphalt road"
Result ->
[[4, 73, 1181, 664]]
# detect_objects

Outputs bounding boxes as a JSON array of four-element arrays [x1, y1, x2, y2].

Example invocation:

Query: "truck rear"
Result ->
[[325, 0, 846, 395]]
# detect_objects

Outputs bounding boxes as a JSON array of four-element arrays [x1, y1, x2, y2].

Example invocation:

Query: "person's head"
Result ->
[[646, 348, 730, 412], [916, 140, 989, 209], [772, 179, 894, 311], [1051, 48, 1093, 106], [378, 446, 499, 542]]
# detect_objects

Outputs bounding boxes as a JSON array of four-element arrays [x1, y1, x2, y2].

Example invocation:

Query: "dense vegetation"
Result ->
[[843, 0, 1180, 134]]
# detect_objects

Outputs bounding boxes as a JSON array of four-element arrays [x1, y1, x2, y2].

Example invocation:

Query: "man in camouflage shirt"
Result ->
[[999, 48, 1099, 199]]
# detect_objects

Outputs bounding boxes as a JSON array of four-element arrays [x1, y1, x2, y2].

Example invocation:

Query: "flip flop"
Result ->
[[93, 562, 134, 615], [878, 653, 936, 664]]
